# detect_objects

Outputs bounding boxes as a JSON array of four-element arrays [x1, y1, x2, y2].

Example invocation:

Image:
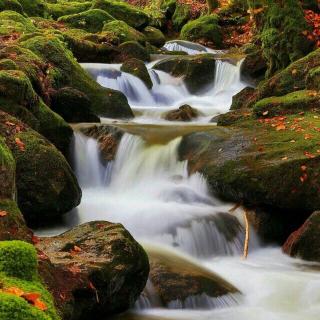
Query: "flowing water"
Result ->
[[41, 41, 320, 319]]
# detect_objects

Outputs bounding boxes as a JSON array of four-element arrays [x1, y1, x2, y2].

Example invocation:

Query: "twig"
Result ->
[[242, 208, 250, 259]]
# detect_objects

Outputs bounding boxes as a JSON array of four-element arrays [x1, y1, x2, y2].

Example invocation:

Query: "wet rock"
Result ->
[[153, 54, 216, 94], [37, 221, 149, 320], [283, 211, 320, 262], [143, 26, 166, 48], [121, 58, 153, 89], [164, 105, 199, 122], [50, 87, 100, 123], [0, 111, 81, 222], [80, 124, 124, 161], [118, 41, 150, 62], [144, 245, 239, 307], [230, 87, 256, 110]]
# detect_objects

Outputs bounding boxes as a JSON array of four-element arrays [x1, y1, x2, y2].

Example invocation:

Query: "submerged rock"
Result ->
[[153, 54, 216, 94], [164, 105, 199, 121], [283, 211, 320, 262], [143, 245, 239, 307], [37, 221, 149, 320]]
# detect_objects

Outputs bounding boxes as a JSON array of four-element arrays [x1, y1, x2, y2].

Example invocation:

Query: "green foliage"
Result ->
[[58, 9, 114, 33], [0, 241, 37, 280], [172, 3, 190, 31], [180, 14, 222, 47]]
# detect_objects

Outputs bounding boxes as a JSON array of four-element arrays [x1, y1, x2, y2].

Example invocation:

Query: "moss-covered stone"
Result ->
[[0, 240, 60, 320], [102, 20, 146, 44], [0, 0, 24, 14], [253, 90, 320, 117], [0, 58, 18, 70], [0, 112, 81, 222], [172, 3, 191, 31], [0, 199, 32, 242], [20, 34, 133, 118], [120, 58, 152, 89], [180, 14, 222, 47], [47, 1, 91, 19], [153, 54, 216, 94], [0, 138, 15, 200], [307, 66, 320, 91], [17, 0, 47, 17], [91, 0, 149, 30], [142, 26, 165, 47], [230, 87, 255, 110], [118, 40, 150, 62], [58, 9, 114, 33], [160, 0, 176, 18]]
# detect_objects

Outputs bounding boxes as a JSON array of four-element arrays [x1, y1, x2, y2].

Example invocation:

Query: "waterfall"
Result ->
[[163, 40, 225, 55]]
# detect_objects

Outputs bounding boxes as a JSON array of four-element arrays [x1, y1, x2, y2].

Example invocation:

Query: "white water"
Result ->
[[163, 40, 225, 55]]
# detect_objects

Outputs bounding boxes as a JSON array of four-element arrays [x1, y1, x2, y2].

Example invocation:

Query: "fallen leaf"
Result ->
[[301, 165, 307, 171], [0, 211, 7, 217], [15, 138, 25, 151], [23, 293, 41, 303], [32, 235, 40, 244], [34, 299, 47, 311], [262, 110, 269, 116], [281, 156, 288, 160], [4, 287, 24, 297], [276, 124, 286, 131]]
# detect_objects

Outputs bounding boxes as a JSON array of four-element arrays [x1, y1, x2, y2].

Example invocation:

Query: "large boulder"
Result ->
[[91, 0, 149, 30], [283, 211, 320, 262], [0, 111, 81, 222], [180, 15, 222, 48], [37, 221, 149, 320], [142, 26, 165, 47], [164, 105, 199, 122], [117, 41, 150, 62], [144, 245, 239, 307], [47, 1, 92, 20], [153, 54, 216, 94]]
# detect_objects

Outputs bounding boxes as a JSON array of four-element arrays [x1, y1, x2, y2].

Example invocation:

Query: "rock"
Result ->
[[91, 0, 149, 30], [17, 0, 47, 17], [47, 1, 91, 20], [58, 9, 114, 33], [283, 211, 320, 262], [102, 20, 146, 44], [172, 3, 191, 31], [121, 58, 153, 89], [80, 124, 124, 161], [0, 240, 60, 320], [118, 41, 150, 62], [0, 111, 81, 222], [50, 87, 100, 123], [153, 54, 216, 94], [241, 44, 267, 83], [230, 87, 256, 110], [161, 0, 176, 18], [253, 90, 320, 118], [142, 26, 165, 47], [179, 114, 320, 213], [307, 66, 320, 91], [144, 244, 239, 307], [180, 15, 223, 48], [37, 221, 149, 319], [165, 105, 199, 121], [20, 34, 133, 118]]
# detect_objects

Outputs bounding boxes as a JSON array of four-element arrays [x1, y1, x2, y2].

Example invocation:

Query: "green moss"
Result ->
[[0, 58, 18, 70], [47, 1, 91, 19], [142, 26, 165, 47], [0, 240, 36, 280], [58, 9, 114, 33], [161, 0, 176, 18], [172, 3, 190, 31], [121, 58, 152, 89], [307, 66, 320, 91], [118, 40, 150, 62], [17, 0, 47, 17], [102, 20, 146, 44], [91, 0, 149, 30], [253, 90, 320, 117], [0, 0, 24, 14], [180, 15, 222, 47], [0, 138, 15, 200]]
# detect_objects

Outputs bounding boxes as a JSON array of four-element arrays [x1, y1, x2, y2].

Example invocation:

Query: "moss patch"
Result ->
[[47, 1, 91, 20]]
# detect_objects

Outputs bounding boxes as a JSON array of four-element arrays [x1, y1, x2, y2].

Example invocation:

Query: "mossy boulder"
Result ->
[[118, 41, 150, 62], [0, 112, 81, 222], [161, 0, 176, 18], [283, 211, 320, 262], [145, 245, 239, 307], [230, 87, 255, 110], [307, 66, 320, 91], [179, 112, 320, 212], [0, 240, 60, 320], [0, 0, 24, 14], [153, 54, 216, 94], [50, 87, 100, 123], [165, 104, 199, 121], [58, 9, 114, 33], [142, 26, 165, 47], [120, 58, 152, 89], [91, 0, 149, 30], [0, 69, 73, 154], [37, 221, 149, 319], [180, 15, 222, 47], [102, 20, 146, 44], [0, 137, 15, 200], [20, 34, 133, 118], [253, 90, 320, 117], [17, 0, 47, 17], [172, 3, 191, 31], [47, 1, 91, 19]]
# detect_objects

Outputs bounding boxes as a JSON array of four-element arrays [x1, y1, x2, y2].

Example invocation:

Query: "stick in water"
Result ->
[[242, 208, 250, 259]]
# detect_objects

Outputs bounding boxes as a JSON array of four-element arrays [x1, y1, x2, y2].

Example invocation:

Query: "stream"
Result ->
[[38, 40, 320, 320]]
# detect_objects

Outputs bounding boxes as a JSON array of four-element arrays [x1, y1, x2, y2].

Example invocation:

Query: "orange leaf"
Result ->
[[5, 287, 24, 297], [34, 299, 47, 311], [0, 210, 7, 217], [23, 293, 41, 303], [301, 165, 307, 171], [15, 138, 25, 151], [276, 124, 286, 131]]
